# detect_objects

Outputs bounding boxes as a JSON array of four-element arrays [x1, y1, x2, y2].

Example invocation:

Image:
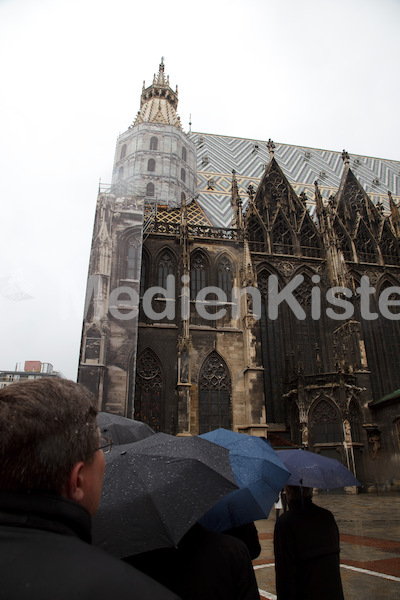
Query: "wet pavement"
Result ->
[[253, 491, 400, 599]]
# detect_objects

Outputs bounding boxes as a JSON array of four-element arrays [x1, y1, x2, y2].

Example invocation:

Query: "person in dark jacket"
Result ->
[[274, 485, 344, 600], [125, 522, 260, 600], [223, 521, 261, 560], [0, 378, 179, 600]]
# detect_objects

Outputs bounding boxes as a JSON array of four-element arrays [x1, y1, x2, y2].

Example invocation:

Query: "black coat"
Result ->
[[0, 491, 180, 600], [274, 498, 344, 600], [125, 523, 260, 600], [223, 522, 261, 560]]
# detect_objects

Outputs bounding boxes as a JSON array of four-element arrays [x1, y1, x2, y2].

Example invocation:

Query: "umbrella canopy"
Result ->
[[92, 433, 238, 558], [97, 412, 155, 445], [276, 449, 361, 489], [199, 429, 290, 532]]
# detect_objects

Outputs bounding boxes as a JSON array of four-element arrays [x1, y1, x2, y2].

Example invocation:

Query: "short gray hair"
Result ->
[[0, 378, 99, 494]]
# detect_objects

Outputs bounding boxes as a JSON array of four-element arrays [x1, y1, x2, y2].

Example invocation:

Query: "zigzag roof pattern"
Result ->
[[188, 132, 400, 228]]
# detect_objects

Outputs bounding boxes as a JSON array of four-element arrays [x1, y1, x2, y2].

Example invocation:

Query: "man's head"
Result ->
[[0, 378, 105, 515], [284, 485, 313, 503]]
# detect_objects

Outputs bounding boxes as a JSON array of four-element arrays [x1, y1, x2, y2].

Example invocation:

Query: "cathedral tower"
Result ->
[[78, 59, 197, 415], [112, 58, 197, 206]]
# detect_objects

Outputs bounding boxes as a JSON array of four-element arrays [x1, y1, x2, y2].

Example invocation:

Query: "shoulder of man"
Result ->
[[83, 542, 181, 599]]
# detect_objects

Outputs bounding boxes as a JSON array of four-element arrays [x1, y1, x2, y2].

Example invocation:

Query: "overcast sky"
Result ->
[[1, 0, 399, 380]]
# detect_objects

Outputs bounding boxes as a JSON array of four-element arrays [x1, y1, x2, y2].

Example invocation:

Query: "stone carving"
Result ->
[[369, 434, 380, 459], [365, 270, 380, 285], [247, 184, 255, 200], [343, 418, 352, 444], [276, 261, 295, 279], [301, 425, 309, 447]]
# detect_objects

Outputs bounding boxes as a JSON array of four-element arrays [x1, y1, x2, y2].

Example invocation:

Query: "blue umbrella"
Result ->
[[199, 429, 290, 532], [276, 449, 361, 489]]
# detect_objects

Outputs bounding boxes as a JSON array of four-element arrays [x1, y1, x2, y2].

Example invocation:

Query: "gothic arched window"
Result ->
[[148, 158, 156, 172], [292, 273, 325, 375], [199, 352, 231, 434], [181, 168, 186, 183], [190, 252, 207, 299], [182, 146, 187, 162], [299, 217, 321, 258], [374, 279, 400, 394], [134, 350, 162, 432], [217, 256, 233, 302], [120, 144, 127, 159], [353, 276, 381, 400], [150, 136, 158, 151], [333, 221, 353, 262], [247, 215, 265, 252], [157, 250, 175, 288], [311, 399, 343, 444], [271, 214, 294, 255], [146, 182, 155, 197], [355, 222, 378, 263], [258, 271, 285, 423], [380, 222, 400, 265]]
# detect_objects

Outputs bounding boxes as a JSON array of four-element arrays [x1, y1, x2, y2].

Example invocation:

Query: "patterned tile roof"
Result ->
[[189, 132, 400, 228], [144, 198, 211, 227]]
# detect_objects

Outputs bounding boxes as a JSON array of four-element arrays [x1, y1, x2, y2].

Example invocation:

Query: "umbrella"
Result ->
[[276, 449, 361, 489], [97, 412, 155, 445], [92, 432, 238, 558], [198, 429, 290, 532]]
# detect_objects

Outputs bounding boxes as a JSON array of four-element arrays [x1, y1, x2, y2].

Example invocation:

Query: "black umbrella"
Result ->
[[92, 433, 238, 558], [97, 412, 155, 445]]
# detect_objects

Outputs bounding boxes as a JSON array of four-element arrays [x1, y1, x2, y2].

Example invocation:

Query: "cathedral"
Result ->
[[78, 59, 400, 489]]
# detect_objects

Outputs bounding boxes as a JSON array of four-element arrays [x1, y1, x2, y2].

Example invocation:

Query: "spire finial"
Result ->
[[267, 138, 276, 157], [341, 149, 350, 164], [189, 114, 192, 133], [156, 57, 165, 84]]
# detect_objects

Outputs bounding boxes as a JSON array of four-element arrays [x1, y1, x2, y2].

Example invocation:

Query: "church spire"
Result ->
[[131, 58, 182, 129]]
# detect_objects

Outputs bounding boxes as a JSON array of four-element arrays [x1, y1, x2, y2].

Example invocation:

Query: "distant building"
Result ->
[[79, 59, 400, 489], [0, 361, 64, 388]]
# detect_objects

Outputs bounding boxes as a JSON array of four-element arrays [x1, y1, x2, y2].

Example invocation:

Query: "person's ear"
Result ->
[[65, 462, 85, 503]]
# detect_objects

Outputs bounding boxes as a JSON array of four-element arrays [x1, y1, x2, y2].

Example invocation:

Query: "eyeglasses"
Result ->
[[97, 436, 113, 454]]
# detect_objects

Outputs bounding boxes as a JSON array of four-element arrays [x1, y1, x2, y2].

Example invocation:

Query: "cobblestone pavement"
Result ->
[[253, 492, 400, 599]]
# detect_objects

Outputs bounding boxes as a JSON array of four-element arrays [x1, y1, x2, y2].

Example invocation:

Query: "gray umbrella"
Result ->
[[92, 433, 238, 558], [97, 412, 155, 445]]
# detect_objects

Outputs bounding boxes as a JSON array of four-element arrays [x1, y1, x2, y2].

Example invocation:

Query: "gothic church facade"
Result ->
[[79, 60, 400, 488]]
